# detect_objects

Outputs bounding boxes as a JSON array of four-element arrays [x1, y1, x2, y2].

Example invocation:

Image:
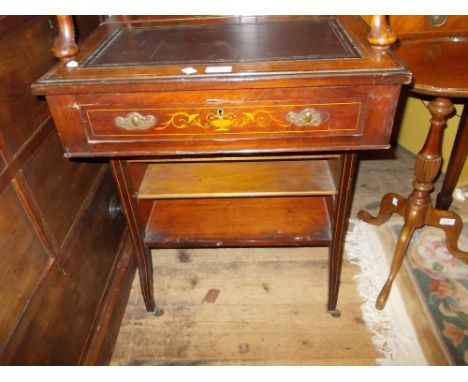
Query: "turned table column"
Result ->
[[358, 97, 468, 309], [357, 27, 468, 310]]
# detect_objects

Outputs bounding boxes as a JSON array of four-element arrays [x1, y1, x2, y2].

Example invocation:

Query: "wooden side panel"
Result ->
[[3, 170, 127, 365], [22, 128, 100, 248], [0, 183, 49, 350], [125, 162, 154, 227]]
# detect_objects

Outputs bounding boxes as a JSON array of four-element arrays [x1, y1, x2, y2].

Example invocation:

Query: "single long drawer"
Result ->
[[47, 85, 401, 157], [84, 101, 362, 140]]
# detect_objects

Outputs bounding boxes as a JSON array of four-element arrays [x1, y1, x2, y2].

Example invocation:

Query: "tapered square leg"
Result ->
[[110, 159, 163, 316], [327, 153, 357, 317]]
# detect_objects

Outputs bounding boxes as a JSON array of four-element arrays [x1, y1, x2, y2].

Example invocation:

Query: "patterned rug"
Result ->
[[345, 221, 427, 365], [346, 219, 468, 365], [390, 222, 468, 365]]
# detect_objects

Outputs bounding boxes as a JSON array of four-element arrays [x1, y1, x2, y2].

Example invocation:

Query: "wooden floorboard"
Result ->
[[111, 247, 380, 365]]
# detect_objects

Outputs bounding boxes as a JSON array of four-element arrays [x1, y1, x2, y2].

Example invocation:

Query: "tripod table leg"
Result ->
[[376, 223, 416, 310], [358, 192, 407, 226], [426, 205, 468, 262]]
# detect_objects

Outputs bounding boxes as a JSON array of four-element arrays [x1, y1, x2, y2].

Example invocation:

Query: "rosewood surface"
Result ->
[[34, 16, 410, 318]]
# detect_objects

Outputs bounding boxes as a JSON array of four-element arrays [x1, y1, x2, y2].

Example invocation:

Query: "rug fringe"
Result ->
[[345, 220, 427, 365]]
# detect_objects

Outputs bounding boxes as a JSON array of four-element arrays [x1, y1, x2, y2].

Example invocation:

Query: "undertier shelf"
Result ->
[[144, 196, 332, 248], [137, 159, 338, 199]]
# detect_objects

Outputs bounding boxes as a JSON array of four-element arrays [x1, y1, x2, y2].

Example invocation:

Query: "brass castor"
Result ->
[[151, 307, 164, 316], [327, 309, 341, 318]]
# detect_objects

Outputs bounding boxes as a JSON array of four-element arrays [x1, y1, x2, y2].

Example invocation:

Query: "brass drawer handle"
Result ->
[[286, 108, 322, 127], [428, 15, 448, 28], [115, 112, 157, 130]]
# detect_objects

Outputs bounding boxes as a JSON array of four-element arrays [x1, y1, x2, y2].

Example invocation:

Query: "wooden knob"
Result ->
[[51, 16, 79, 61], [367, 16, 397, 49]]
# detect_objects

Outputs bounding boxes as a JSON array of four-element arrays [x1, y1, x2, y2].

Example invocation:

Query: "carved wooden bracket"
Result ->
[[368, 15, 397, 49], [51, 16, 79, 61]]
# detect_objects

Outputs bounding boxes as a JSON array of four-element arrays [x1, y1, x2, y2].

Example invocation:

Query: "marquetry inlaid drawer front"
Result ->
[[49, 84, 401, 156], [82, 101, 362, 141]]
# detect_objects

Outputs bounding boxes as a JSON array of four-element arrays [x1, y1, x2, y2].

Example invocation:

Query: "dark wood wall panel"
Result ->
[[73, 15, 101, 43], [4, 171, 126, 365], [0, 16, 135, 365], [0, 16, 56, 156], [22, 127, 101, 248], [0, 183, 49, 349]]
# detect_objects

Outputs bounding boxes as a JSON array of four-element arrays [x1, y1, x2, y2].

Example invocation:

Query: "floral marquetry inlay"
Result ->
[[155, 110, 290, 133], [86, 101, 362, 140]]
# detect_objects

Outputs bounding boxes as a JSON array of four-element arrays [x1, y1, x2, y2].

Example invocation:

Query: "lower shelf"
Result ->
[[144, 196, 332, 248]]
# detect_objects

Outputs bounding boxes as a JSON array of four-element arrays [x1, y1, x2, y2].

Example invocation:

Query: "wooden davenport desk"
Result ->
[[33, 16, 410, 317]]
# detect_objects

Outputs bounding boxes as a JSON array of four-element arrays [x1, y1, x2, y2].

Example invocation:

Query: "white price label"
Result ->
[[205, 66, 233, 73], [66, 60, 78, 68], [439, 218, 456, 226], [181, 67, 197, 75], [392, 197, 398, 206]]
